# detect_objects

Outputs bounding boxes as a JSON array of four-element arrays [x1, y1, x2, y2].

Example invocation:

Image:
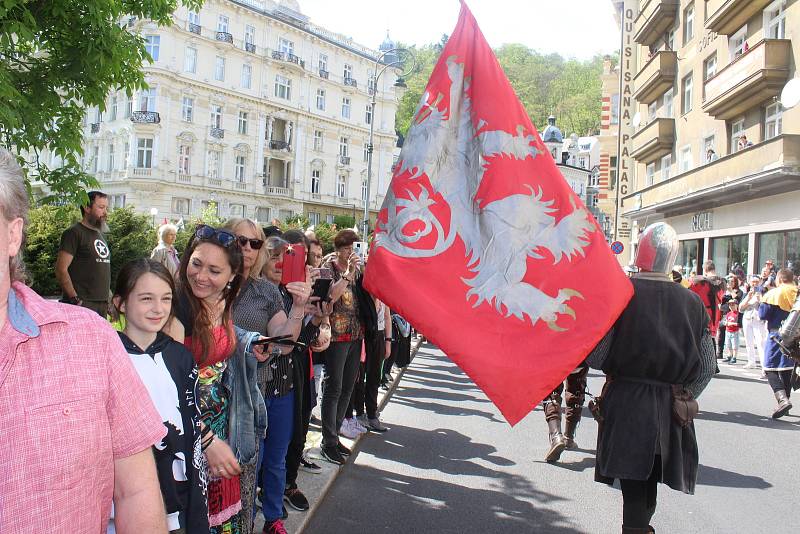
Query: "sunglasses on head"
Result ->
[[194, 225, 238, 248], [236, 235, 264, 250]]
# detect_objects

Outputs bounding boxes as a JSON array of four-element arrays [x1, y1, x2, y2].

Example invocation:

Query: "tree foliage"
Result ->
[[396, 41, 605, 138], [0, 0, 201, 203]]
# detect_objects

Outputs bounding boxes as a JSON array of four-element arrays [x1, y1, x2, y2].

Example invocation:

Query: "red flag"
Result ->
[[364, 1, 633, 425]]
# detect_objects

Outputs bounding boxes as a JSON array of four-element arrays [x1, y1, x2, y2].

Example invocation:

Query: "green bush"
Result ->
[[106, 206, 158, 290], [24, 205, 80, 296]]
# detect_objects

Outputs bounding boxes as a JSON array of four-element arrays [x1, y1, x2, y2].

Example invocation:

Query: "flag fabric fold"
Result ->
[[364, 1, 633, 425]]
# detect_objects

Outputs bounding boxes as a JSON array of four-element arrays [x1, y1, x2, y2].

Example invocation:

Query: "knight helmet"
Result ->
[[634, 222, 679, 275]]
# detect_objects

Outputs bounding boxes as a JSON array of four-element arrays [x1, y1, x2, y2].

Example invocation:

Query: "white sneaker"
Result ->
[[352, 417, 368, 434], [339, 419, 359, 439]]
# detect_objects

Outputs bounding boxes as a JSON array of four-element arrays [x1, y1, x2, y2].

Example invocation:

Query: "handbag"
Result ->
[[671, 385, 699, 428]]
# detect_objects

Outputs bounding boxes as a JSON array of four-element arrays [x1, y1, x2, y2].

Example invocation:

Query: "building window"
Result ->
[[145, 35, 160, 61], [660, 154, 671, 181], [363, 142, 370, 162], [680, 146, 693, 173], [609, 156, 617, 189], [188, 11, 200, 26], [683, 3, 694, 44], [256, 207, 271, 222], [214, 56, 225, 81], [703, 135, 716, 162], [245, 25, 256, 45], [325, 214, 335, 224], [703, 54, 717, 81], [313, 130, 323, 151], [663, 88, 674, 118], [765, 1, 787, 39], [316, 89, 326, 111], [178, 144, 191, 174], [275, 75, 291, 100], [712, 234, 749, 277], [730, 26, 747, 58], [91, 145, 99, 173], [109, 95, 118, 121], [207, 149, 221, 179], [731, 119, 745, 153], [217, 15, 229, 33], [110, 194, 126, 210], [367, 71, 376, 94], [343, 64, 353, 81], [757, 229, 800, 271], [230, 204, 245, 218], [136, 138, 153, 168], [365, 103, 372, 125], [666, 29, 675, 51], [107, 144, 115, 171], [123, 141, 130, 168], [125, 96, 132, 118], [681, 74, 693, 115], [279, 38, 294, 55], [337, 175, 346, 198], [309, 212, 320, 225], [341, 97, 351, 119], [339, 137, 349, 158], [311, 169, 321, 193], [241, 64, 252, 89], [318, 54, 328, 72], [184, 46, 197, 73], [201, 200, 220, 216], [210, 105, 222, 129], [765, 102, 783, 140], [645, 162, 655, 186], [182, 96, 194, 122], [610, 94, 620, 125], [361, 180, 368, 202], [172, 197, 190, 215], [235, 155, 246, 182], [138, 88, 156, 112], [237, 111, 248, 135], [577, 156, 587, 169]]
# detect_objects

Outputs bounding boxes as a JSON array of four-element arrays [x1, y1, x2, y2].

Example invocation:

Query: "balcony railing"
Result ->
[[631, 117, 675, 164], [343, 77, 358, 88], [234, 181, 248, 191], [339, 155, 351, 165], [266, 186, 290, 197], [287, 53, 305, 68], [319, 69, 329, 79], [245, 42, 256, 53], [634, 0, 680, 46], [623, 134, 800, 218], [703, 39, 791, 120], [188, 23, 201, 35], [311, 192, 322, 200], [215, 31, 233, 44], [272, 50, 285, 61], [132, 167, 152, 177], [633, 51, 677, 105], [705, 0, 772, 35], [207, 177, 223, 187], [269, 140, 290, 151], [177, 173, 191, 183], [90, 123, 100, 133], [210, 127, 225, 139], [131, 111, 161, 124]]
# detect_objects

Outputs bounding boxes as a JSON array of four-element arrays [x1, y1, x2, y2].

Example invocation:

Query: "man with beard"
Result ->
[[55, 191, 112, 316]]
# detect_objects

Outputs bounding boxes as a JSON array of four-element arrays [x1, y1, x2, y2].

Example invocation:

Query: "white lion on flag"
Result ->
[[375, 56, 596, 331]]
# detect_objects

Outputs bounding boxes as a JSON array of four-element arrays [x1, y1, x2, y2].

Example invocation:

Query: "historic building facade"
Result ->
[[39, 0, 403, 227]]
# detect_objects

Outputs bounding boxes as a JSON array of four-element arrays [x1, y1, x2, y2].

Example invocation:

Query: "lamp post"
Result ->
[[363, 47, 415, 238], [149, 207, 158, 227]]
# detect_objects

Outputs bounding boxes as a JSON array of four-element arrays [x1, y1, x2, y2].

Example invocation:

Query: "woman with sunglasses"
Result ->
[[222, 218, 310, 534], [165, 225, 307, 534]]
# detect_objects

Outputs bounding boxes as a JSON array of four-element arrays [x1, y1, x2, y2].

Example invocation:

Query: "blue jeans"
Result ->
[[259, 390, 295, 522]]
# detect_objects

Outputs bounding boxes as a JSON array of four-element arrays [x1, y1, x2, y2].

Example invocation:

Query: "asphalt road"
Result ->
[[305, 343, 800, 533]]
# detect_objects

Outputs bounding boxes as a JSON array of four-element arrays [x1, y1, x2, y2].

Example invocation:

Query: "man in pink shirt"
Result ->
[[0, 149, 168, 533]]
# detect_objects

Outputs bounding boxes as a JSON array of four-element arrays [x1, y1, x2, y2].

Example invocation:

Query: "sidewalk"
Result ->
[[254, 336, 424, 533]]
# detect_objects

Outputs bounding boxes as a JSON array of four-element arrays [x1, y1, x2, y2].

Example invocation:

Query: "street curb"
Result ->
[[294, 337, 425, 534]]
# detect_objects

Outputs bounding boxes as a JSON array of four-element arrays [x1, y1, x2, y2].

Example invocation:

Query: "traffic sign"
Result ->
[[611, 241, 624, 255]]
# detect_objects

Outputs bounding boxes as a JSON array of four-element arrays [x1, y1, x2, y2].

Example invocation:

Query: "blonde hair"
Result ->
[[223, 217, 267, 279], [157, 223, 178, 246], [0, 149, 29, 283]]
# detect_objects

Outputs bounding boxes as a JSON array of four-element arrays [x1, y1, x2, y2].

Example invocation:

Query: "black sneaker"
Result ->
[[336, 441, 352, 456], [284, 486, 310, 511], [282, 504, 288, 520], [299, 456, 323, 474], [321, 445, 345, 465]]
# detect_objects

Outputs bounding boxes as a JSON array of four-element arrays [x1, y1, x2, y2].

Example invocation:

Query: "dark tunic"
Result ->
[[594, 277, 709, 494]]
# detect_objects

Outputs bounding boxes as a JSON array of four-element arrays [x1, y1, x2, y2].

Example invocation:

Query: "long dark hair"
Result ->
[[178, 228, 244, 363], [112, 259, 176, 323]]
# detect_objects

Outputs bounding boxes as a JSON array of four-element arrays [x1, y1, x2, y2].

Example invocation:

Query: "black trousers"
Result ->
[[285, 352, 312, 487], [717, 327, 727, 357], [766, 369, 793, 395], [350, 330, 385, 419], [619, 458, 662, 529]]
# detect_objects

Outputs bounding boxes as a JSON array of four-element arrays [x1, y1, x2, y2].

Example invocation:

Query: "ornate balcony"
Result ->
[[188, 23, 201, 35], [705, 0, 772, 35], [631, 117, 675, 164], [210, 127, 225, 139], [634, 0, 680, 47], [272, 50, 285, 61], [131, 111, 161, 124], [343, 77, 358, 88], [269, 140, 290, 151], [215, 32, 233, 44], [319, 69, 329, 79], [339, 156, 351, 165], [287, 53, 305, 68], [703, 39, 791, 120], [266, 186, 290, 197], [634, 51, 677, 105], [90, 123, 100, 133], [623, 134, 800, 218], [132, 167, 152, 177], [245, 42, 256, 54]]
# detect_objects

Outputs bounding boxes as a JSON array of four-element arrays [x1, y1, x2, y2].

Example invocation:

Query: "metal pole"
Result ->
[[363, 56, 379, 239], [613, 1, 625, 242]]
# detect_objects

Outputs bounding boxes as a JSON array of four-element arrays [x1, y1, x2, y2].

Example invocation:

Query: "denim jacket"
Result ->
[[223, 327, 267, 465]]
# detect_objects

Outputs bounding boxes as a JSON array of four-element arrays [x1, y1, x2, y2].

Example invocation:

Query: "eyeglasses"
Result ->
[[236, 235, 264, 250], [194, 225, 238, 248]]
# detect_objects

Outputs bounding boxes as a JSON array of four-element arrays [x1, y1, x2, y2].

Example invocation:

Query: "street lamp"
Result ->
[[150, 207, 158, 227], [363, 47, 415, 238]]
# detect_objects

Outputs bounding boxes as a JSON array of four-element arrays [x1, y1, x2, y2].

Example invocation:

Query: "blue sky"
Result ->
[[297, 0, 620, 60]]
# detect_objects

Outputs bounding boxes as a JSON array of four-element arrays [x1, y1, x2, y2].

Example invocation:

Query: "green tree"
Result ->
[[333, 215, 356, 229], [106, 206, 157, 289], [24, 205, 80, 295], [1, 0, 201, 203]]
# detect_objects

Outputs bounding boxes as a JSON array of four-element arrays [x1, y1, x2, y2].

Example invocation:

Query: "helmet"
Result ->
[[634, 222, 679, 274]]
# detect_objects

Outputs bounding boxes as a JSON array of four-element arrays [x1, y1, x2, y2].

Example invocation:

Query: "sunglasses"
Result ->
[[237, 235, 264, 250], [194, 225, 238, 248]]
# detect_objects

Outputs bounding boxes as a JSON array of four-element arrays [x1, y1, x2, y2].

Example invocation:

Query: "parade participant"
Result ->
[[723, 301, 741, 364], [758, 268, 798, 418], [111, 259, 209, 533], [588, 222, 716, 534], [0, 148, 168, 532], [543, 361, 589, 462], [690, 260, 725, 356], [151, 223, 180, 280], [740, 275, 768, 369]]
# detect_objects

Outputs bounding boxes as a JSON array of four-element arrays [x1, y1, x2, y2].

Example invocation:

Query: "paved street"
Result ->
[[305, 343, 800, 533]]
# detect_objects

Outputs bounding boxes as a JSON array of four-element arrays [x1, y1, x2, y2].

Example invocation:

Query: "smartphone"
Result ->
[[251, 335, 307, 350], [312, 278, 333, 302], [353, 241, 368, 261], [280, 244, 307, 286]]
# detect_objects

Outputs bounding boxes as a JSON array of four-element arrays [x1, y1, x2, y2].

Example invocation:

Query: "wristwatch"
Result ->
[[67, 296, 82, 305], [385, 337, 394, 342]]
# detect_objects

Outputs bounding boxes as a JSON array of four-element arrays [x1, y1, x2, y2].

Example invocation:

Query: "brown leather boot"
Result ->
[[545, 418, 566, 463], [772, 390, 792, 419], [563, 418, 579, 449]]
